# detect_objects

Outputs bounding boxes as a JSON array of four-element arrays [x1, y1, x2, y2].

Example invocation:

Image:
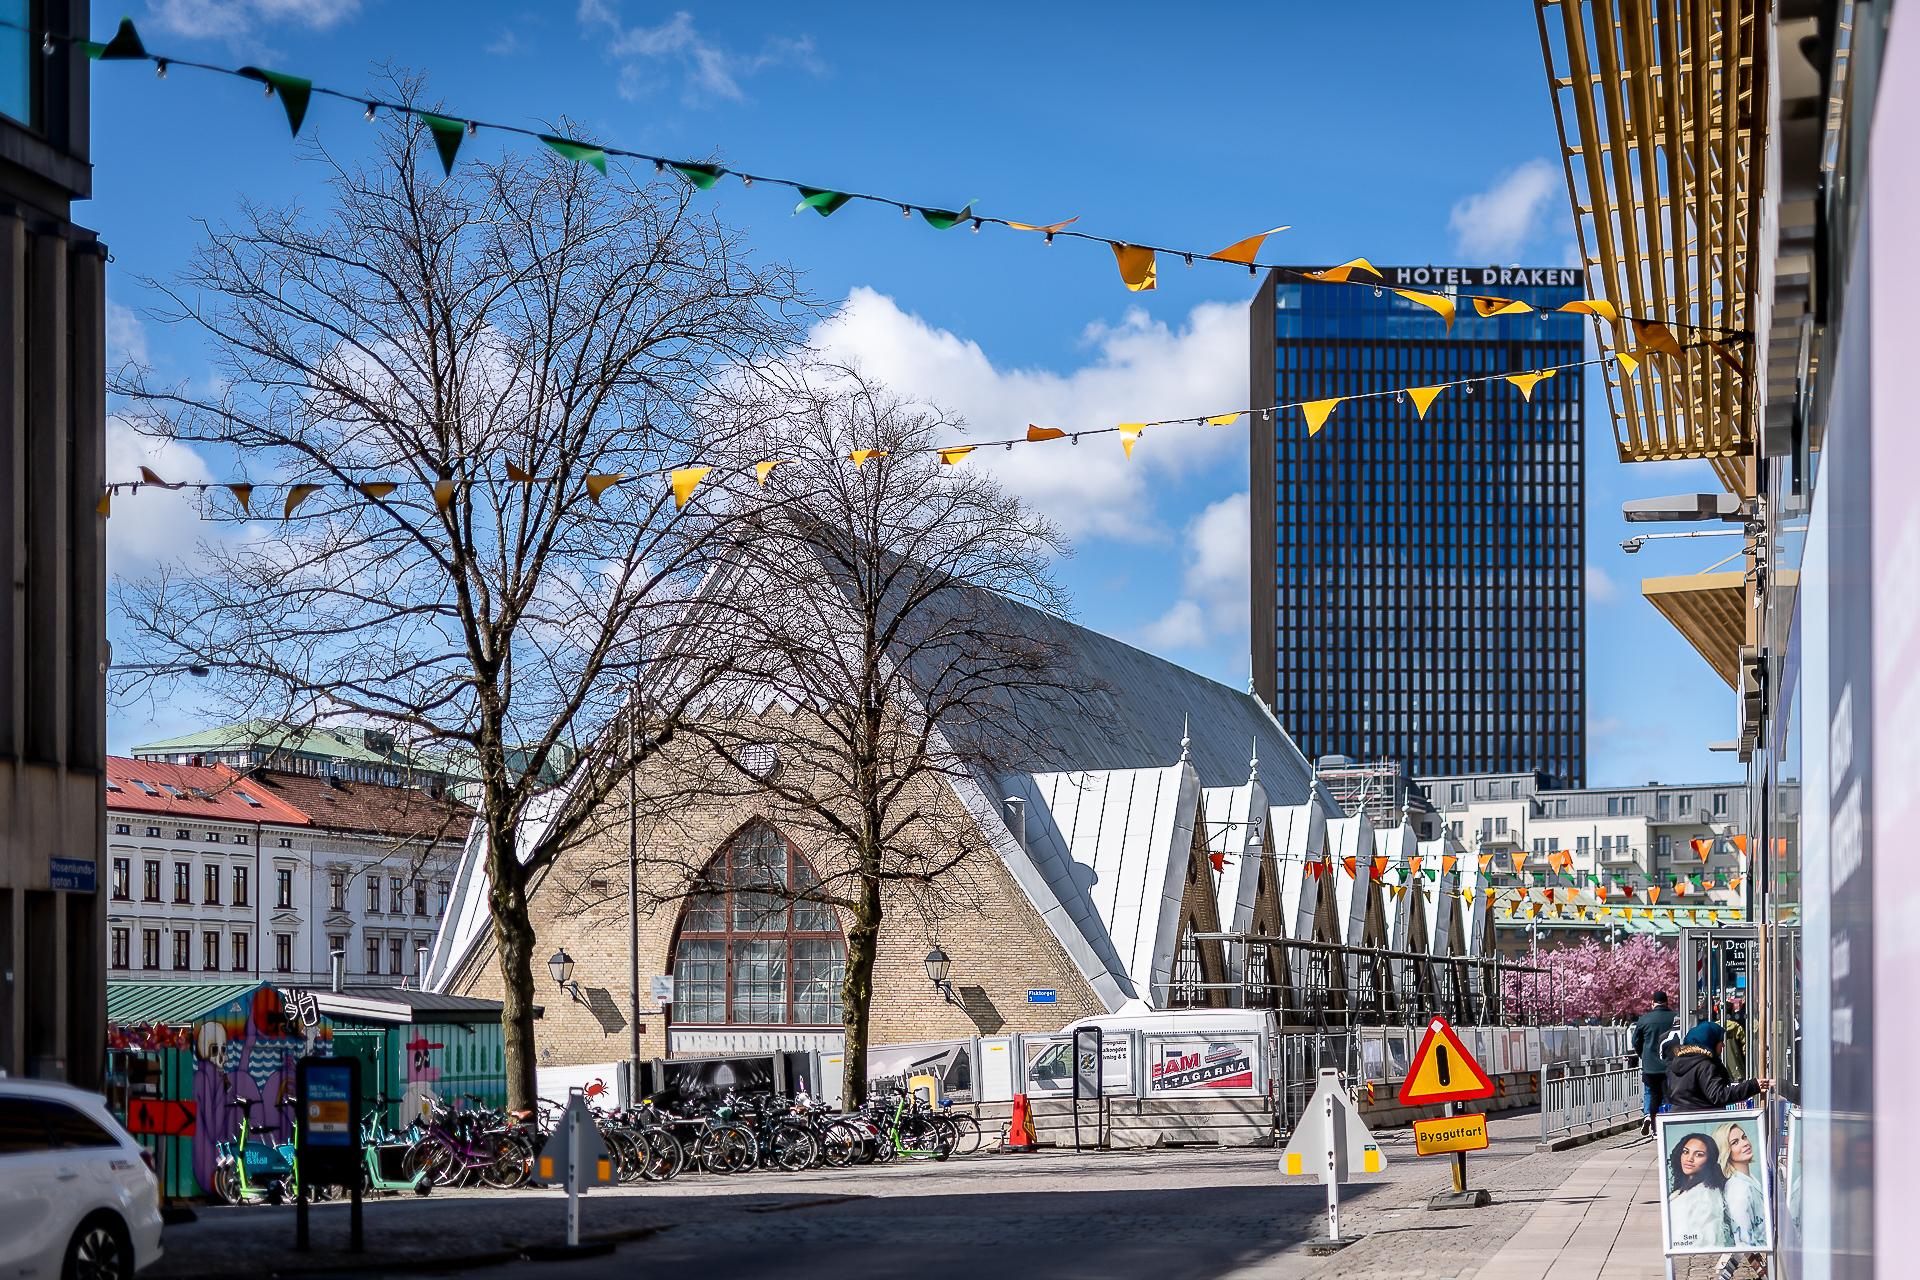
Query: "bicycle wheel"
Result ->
[[605, 1129, 645, 1184], [481, 1133, 533, 1189], [770, 1121, 818, 1172], [868, 1120, 897, 1164], [707, 1125, 757, 1174], [944, 1112, 982, 1157], [640, 1127, 685, 1182], [404, 1139, 451, 1187], [819, 1120, 862, 1168], [209, 1162, 238, 1204]]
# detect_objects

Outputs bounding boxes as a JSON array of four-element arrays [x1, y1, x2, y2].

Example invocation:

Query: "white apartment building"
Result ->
[[105, 756, 469, 988], [1415, 771, 1750, 908]]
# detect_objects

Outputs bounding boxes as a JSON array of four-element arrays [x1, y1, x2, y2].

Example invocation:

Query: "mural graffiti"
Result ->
[[182, 988, 333, 1193], [402, 1032, 443, 1122]]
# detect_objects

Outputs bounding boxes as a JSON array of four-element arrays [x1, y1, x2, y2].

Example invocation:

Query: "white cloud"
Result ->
[[578, 3, 822, 104], [1587, 563, 1621, 605], [485, 30, 521, 57], [145, 0, 360, 45], [106, 416, 224, 575], [106, 301, 148, 369], [806, 288, 1249, 541], [1449, 160, 1563, 261], [1142, 492, 1250, 652]]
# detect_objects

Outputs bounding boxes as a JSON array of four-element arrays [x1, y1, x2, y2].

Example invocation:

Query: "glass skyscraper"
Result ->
[[1249, 264, 1586, 786]]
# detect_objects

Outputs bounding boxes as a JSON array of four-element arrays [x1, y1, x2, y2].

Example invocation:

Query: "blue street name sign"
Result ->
[[49, 857, 96, 892], [1027, 989, 1057, 1004]]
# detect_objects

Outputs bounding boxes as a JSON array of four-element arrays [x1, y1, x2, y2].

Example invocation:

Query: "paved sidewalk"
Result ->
[[1469, 1139, 1663, 1279]]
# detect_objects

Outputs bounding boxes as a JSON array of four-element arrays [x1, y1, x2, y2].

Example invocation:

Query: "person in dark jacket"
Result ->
[[1665, 1022, 1771, 1112], [1631, 992, 1679, 1133]]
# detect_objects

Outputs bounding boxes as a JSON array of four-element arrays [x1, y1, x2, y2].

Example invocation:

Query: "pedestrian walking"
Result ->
[[1665, 1022, 1770, 1112], [1632, 991, 1678, 1134]]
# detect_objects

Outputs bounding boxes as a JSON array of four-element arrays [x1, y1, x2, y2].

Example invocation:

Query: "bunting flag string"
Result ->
[[20, 16, 1751, 341], [98, 345, 1688, 520]]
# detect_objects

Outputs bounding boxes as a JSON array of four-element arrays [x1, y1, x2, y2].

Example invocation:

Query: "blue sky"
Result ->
[[94, 0, 1737, 786]]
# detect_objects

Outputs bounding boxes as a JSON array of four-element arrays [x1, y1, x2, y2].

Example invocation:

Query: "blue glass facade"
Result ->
[[1249, 265, 1587, 786]]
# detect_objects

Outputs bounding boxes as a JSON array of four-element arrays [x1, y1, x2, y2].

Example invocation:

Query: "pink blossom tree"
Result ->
[[1503, 935, 1677, 1021]]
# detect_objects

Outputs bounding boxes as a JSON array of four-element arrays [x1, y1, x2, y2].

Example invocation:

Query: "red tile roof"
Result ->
[[105, 757, 310, 825], [240, 769, 474, 844]]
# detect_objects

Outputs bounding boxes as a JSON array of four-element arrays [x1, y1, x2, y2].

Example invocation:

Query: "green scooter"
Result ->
[[358, 1094, 431, 1196]]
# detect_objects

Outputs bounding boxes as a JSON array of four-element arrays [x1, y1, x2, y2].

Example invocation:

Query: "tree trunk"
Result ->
[[839, 871, 882, 1106], [486, 828, 539, 1113]]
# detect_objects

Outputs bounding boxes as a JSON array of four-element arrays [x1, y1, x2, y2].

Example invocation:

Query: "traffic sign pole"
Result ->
[[1449, 1102, 1467, 1194], [566, 1104, 581, 1249]]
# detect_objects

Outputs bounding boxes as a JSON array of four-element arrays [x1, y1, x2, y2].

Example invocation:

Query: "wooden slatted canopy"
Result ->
[[1534, 0, 1768, 493], [1640, 571, 1746, 686]]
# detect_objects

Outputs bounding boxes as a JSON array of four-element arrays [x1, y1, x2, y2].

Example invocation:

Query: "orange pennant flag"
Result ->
[[1341, 856, 1357, 879], [283, 484, 323, 519], [1371, 855, 1388, 880], [670, 466, 711, 510], [96, 489, 111, 516], [1026, 425, 1066, 442], [1647, 886, 1662, 905], [356, 482, 398, 501], [506, 462, 536, 483], [1304, 257, 1381, 284], [1505, 369, 1557, 400], [1209, 225, 1290, 265], [1633, 319, 1685, 357], [1691, 837, 1711, 862], [432, 480, 457, 513], [584, 474, 624, 504], [227, 483, 254, 513], [1408, 856, 1422, 877], [937, 447, 975, 465], [1111, 243, 1157, 291], [1731, 834, 1750, 857], [1301, 398, 1342, 436], [1394, 288, 1456, 331], [1558, 298, 1619, 322], [1512, 851, 1528, 874], [1440, 854, 1457, 875], [1406, 385, 1445, 419], [1477, 853, 1494, 872], [1472, 296, 1532, 317]]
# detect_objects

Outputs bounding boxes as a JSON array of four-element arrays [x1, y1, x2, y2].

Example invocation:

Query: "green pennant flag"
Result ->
[[540, 135, 608, 174], [670, 162, 723, 190], [238, 67, 314, 136], [421, 113, 465, 176], [918, 200, 977, 230], [794, 187, 852, 217], [95, 18, 147, 60]]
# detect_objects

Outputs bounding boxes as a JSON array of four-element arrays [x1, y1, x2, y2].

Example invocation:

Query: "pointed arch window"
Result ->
[[672, 823, 845, 1027]]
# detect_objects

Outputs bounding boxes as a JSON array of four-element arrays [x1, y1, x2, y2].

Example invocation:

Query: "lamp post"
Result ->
[[924, 947, 959, 1006], [627, 679, 639, 1079], [549, 948, 585, 1006]]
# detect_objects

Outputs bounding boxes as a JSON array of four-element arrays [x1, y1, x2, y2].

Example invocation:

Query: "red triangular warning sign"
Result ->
[[1397, 1016, 1495, 1106]]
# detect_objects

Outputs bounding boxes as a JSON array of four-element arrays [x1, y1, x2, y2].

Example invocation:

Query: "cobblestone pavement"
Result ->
[[148, 1112, 1661, 1279]]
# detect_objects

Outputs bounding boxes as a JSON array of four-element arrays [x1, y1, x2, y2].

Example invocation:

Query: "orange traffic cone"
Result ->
[[1006, 1093, 1038, 1152]]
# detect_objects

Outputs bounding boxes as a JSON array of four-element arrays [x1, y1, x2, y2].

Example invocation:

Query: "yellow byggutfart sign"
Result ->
[[1412, 1112, 1489, 1157]]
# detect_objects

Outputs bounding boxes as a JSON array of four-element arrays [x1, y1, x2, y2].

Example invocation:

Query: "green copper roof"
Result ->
[[133, 719, 397, 764], [108, 979, 274, 1026]]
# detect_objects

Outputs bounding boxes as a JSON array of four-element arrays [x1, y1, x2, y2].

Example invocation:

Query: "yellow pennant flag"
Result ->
[[1301, 398, 1342, 436], [849, 450, 887, 468], [1006, 216, 1079, 234], [1462, 887, 1474, 904], [506, 462, 536, 483], [1616, 350, 1641, 377], [1209, 225, 1290, 265], [1026, 425, 1066, 442], [138, 466, 181, 490], [96, 490, 111, 517], [1633, 319, 1685, 358], [283, 484, 323, 519], [1118, 424, 1145, 459], [1505, 370, 1557, 401], [1304, 257, 1380, 283], [1559, 298, 1619, 322], [356, 482, 398, 501], [584, 474, 624, 504], [754, 460, 791, 486], [1110, 243, 1157, 291], [432, 480, 457, 513], [1472, 296, 1532, 317], [1394, 289, 1456, 331], [938, 446, 975, 465], [1406, 385, 1445, 419], [1205, 412, 1241, 427], [227, 483, 254, 513], [670, 466, 711, 509]]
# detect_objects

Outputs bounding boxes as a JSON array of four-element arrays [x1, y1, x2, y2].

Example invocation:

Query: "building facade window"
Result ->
[[329, 871, 346, 911], [436, 880, 450, 915], [114, 823, 130, 835], [111, 928, 130, 970], [203, 864, 221, 905], [202, 931, 220, 971], [1712, 792, 1728, 816], [112, 858, 130, 900], [232, 932, 250, 972], [670, 823, 845, 1027], [414, 882, 427, 916], [366, 936, 381, 973], [142, 929, 160, 969], [366, 873, 381, 913], [275, 934, 292, 974], [390, 876, 404, 915], [172, 863, 191, 904], [276, 868, 293, 910], [388, 937, 404, 976], [232, 866, 249, 906], [1576, 836, 1591, 853], [278, 837, 293, 849], [172, 930, 191, 970], [328, 934, 347, 966]]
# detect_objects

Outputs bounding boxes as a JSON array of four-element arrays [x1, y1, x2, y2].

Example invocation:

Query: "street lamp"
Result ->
[[924, 947, 959, 1007], [549, 949, 586, 1005]]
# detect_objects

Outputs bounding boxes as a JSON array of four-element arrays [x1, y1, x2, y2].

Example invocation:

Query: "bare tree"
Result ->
[[110, 97, 811, 1108], [624, 372, 1092, 1103]]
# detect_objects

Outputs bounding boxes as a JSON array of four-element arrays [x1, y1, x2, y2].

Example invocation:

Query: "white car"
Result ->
[[0, 1078, 164, 1279]]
